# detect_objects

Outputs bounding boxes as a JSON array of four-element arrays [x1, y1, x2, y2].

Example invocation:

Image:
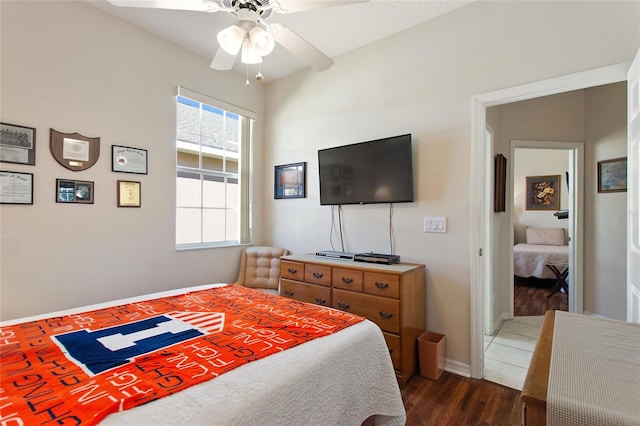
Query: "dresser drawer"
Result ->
[[332, 289, 400, 333], [304, 264, 332, 286], [332, 268, 363, 292], [281, 261, 304, 281], [364, 272, 400, 299], [383, 332, 401, 370], [281, 279, 331, 306]]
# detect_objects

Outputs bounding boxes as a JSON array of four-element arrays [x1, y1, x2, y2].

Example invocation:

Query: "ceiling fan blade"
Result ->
[[106, 0, 220, 12], [210, 47, 237, 70], [271, 24, 333, 71], [271, 0, 368, 13]]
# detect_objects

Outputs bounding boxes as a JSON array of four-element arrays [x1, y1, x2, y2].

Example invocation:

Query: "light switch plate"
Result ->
[[424, 217, 447, 233]]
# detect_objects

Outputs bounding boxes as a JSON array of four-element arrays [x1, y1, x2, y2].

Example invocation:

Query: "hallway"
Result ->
[[483, 316, 543, 390]]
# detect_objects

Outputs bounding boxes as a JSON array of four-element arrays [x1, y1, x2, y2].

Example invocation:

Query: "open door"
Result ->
[[628, 48, 640, 324]]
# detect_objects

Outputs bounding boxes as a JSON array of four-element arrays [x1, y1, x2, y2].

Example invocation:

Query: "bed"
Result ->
[[0, 284, 406, 425], [521, 310, 640, 425], [514, 227, 568, 280]]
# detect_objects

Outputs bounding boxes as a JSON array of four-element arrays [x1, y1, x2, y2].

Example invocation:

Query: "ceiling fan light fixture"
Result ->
[[249, 26, 275, 56], [217, 25, 245, 55], [241, 37, 263, 64]]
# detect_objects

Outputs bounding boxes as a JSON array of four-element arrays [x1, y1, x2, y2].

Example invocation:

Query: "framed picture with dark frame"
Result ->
[[597, 157, 627, 193], [0, 122, 36, 166], [56, 179, 94, 204], [0, 171, 33, 204], [526, 175, 560, 210], [117, 180, 141, 207], [112, 145, 148, 174], [274, 162, 306, 199]]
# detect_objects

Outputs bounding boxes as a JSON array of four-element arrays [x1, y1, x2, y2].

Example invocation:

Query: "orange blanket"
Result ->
[[0, 285, 364, 425]]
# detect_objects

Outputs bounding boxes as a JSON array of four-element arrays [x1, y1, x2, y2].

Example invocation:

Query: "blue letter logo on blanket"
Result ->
[[53, 311, 224, 375]]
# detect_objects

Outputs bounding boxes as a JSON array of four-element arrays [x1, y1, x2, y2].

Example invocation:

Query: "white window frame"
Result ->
[[175, 87, 254, 250]]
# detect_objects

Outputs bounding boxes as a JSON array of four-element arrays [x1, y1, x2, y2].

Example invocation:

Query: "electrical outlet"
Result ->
[[424, 217, 447, 233]]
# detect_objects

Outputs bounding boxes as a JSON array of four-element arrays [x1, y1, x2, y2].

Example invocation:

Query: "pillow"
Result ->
[[526, 227, 565, 245]]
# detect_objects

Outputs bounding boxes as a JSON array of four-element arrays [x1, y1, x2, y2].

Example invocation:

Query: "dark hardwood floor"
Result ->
[[402, 372, 522, 425]]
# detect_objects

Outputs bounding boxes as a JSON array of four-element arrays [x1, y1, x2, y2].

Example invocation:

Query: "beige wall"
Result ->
[[584, 82, 629, 319], [263, 1, 638, 369], [0, 1, 265, 320]]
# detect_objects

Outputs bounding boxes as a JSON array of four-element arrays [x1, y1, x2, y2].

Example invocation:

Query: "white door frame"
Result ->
[[469, 62, 631, 379]]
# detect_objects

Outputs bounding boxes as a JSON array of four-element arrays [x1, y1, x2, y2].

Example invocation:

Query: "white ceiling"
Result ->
[[88, 0, 473, 82]]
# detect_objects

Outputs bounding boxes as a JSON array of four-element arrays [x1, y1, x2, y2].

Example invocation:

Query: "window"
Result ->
[[175, 87, 254, 248]]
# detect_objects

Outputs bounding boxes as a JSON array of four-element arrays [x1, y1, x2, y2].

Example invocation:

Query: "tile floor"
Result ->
[[483, 315, 544, 390]]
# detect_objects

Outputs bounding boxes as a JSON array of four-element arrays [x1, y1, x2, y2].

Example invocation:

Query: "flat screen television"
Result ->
[[318, 134, 414, 205]]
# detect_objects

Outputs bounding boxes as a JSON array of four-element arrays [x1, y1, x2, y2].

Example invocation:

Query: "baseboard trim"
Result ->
[[444, 358, 471, 378]]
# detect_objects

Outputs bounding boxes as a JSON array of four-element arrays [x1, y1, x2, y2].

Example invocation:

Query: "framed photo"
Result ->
[[274, 162, 306, 199], [0, 171, 33, 204], [117, 180, 141, 207], [1, 122, 36, 166], [112, 145, 148, 174], [597, 157, 627, 193], [526, 175, 560, 210], [56, 179, 94, 204]]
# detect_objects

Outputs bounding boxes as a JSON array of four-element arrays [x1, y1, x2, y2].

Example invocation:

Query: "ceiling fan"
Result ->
[[107, 0, 368, 83]]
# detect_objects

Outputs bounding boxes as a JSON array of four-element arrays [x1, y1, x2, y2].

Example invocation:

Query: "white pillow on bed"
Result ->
[[526, 227, 565, 245]]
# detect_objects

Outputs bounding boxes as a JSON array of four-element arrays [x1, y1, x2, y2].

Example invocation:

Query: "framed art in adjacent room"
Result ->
[[56, 179, 94, 204], [526, 174, 560, 210], [597, 157, 627, 193], [117, 180, 141, 207], [0, 122, 36, 166], [274, 162, 306, 199], [0, 171, 33, 204]]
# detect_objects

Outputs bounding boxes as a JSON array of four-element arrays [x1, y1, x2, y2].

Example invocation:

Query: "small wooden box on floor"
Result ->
[[280, 254, 426, 388]]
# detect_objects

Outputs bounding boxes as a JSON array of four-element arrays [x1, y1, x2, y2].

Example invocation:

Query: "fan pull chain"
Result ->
[[245, 63, 250, 86], [256, 62, 264, 84]]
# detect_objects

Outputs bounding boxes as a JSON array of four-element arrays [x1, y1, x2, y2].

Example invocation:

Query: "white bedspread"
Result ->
[[1, 284, 406, 426], [513, 243, 568, 279]]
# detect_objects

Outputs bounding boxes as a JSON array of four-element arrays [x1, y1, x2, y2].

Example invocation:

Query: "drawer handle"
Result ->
[[341, 277, 353, 284], [312, 272, 324, 279], [315, 297, 327, 305], [379, 311, 393, 320], [375, 282, 389, 289], [287, 268, 297, 274], [284, 291, 294, 297], [337, 302, 350, 310]]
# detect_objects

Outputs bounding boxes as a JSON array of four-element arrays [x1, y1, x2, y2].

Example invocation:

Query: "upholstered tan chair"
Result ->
[[234, 246, 289, 295]]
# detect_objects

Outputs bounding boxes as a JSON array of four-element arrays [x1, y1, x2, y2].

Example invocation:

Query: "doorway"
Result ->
[[469, 62, 631, 380]]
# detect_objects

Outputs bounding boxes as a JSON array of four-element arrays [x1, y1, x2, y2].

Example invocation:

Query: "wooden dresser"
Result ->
[[280, 254, 426, 388]]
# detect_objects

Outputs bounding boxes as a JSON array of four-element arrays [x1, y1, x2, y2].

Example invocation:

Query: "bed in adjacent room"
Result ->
[[0, 284, 405, 425], [514, 227, 568, 280]]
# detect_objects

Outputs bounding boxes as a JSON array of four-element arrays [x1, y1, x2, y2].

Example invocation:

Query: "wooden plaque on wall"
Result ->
[[50, 128, 100, 171]]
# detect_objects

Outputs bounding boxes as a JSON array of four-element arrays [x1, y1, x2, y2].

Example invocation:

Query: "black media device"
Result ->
[[318, 134, 414, 205], [353, 253, 400, 265]]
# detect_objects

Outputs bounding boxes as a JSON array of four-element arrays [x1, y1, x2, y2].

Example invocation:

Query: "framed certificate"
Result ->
[[117, 180, 141, 207], [112, 145, 148, 174], [1, 122, 36, 166], [0, 171, 33, 204]]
